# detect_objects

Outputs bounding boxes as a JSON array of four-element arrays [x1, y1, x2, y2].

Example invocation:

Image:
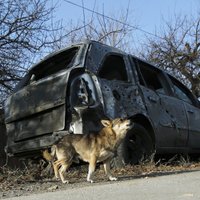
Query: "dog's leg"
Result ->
[[59, 163, 71, 184], [53, 160, 60, 179], [87, 157, 97, 183], [53, 158, 66, 179], [103, 159, 117, 181], [56, 158, 73, 184]]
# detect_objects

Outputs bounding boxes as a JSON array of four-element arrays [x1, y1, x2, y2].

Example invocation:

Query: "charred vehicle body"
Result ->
[[4, 40, 200, 165]]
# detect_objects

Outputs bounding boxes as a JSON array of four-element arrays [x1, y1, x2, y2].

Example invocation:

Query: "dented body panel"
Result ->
[[4, 40, 200, 157]]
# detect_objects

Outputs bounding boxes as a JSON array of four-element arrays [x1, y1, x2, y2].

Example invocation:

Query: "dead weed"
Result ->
[[1, 154, 200, 195]]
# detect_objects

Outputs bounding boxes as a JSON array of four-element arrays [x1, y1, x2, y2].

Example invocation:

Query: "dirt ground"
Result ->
[[1, 155, 200, 199]]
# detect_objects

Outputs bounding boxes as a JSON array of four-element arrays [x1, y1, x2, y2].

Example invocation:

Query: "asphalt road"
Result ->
[[6, 171, 200, 200]]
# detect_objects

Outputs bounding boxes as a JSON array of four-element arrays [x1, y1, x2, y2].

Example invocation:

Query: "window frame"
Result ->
[[16, 46, 80, 89], [97, 53, 131, 83], [131, 57, 171, 96], [167, 75, 199, 107], [31, 47, 79, 82]]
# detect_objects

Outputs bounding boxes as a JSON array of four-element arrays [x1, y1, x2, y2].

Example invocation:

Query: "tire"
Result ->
[[112, 123, 154, 168]]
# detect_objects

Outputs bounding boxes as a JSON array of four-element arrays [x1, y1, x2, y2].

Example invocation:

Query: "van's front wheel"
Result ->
[[112, 123, 154, 167]]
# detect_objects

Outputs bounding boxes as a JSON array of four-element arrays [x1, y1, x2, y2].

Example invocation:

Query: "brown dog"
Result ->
[[43, 118, 131, 183]]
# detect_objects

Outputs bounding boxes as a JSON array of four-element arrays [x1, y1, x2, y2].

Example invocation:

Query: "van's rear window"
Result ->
[[30, 47, 79, 81]]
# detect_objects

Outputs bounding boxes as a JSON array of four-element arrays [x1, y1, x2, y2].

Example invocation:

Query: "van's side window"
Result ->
[[135, 59, 167, 95], [169, 76, 194, 105], [98, 55, 128, 82]]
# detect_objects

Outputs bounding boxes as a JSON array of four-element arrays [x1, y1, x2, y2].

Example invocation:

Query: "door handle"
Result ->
[[148, 96, 157, 103], [187, 110, 194, 114]]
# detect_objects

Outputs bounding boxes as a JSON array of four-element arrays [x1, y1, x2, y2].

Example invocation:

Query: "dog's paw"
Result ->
[[109, 176, 118, 181], [62, 180, 70, 184], [87, 178, 94, 183], [52, 176, 59, 181]]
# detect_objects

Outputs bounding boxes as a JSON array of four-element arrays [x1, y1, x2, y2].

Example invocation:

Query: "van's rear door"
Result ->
[[5, 47, 79, 143]]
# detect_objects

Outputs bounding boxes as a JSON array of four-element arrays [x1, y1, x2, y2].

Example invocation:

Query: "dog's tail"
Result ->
[[42, 145, 56, 162]]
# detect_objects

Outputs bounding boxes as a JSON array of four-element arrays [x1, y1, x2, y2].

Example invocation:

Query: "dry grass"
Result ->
[[1, 155, 200, 198]]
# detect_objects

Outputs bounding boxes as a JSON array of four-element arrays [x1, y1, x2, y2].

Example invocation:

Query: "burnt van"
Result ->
[[4, 40, 200, 165]]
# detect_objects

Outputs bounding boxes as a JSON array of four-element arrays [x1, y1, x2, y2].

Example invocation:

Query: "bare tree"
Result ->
[[0, 0, 63, 105], [141, 15, 200, 97], [54, 4, 135, 52], [0, 1, 136, 106]]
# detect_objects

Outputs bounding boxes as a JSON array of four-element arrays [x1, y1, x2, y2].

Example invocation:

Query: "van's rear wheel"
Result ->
[[112, 123, 154, 167]]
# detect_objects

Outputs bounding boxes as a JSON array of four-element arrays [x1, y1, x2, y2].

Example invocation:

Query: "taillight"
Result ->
[[70, 74, 97, 108]]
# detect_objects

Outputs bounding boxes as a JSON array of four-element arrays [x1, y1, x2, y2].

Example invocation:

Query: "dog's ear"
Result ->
[[101, 120, 111, 127]]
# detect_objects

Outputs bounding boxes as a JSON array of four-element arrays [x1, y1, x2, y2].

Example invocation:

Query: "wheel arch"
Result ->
[[129, 114, 156, 149]]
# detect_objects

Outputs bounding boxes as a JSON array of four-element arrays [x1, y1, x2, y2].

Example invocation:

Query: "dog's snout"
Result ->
[[125, 119, 131, 125], [126, 120, 133, 129]]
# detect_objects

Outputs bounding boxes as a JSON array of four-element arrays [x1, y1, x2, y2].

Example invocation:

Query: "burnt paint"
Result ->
[[4, 40, 200, 157]]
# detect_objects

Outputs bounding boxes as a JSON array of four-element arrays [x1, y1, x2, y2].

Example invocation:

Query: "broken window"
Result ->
[[169, 76, 193, 105], [98, 54, 128, 81], [135, 59, 167, 94], [29, 47, 79, 82]]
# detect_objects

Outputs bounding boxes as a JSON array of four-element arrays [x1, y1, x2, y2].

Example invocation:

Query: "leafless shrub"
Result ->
[[0, 0, 64, 105], [141, 15, 200, 97]]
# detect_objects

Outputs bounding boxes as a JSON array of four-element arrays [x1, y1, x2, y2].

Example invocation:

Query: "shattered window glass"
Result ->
[[170, 77, 193, 104], [136, 59, 166, 94], [98, 55, 128, 81], [29, 47, 79, 82]]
